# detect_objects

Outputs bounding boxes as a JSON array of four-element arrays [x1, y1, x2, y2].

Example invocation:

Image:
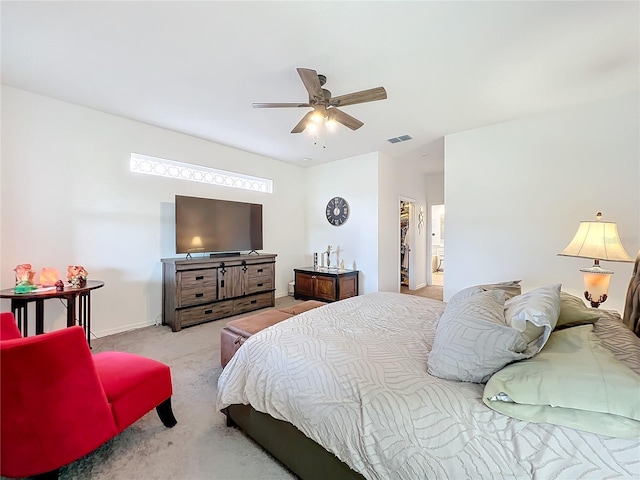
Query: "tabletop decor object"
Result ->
[[14, 264, 36, 294], [39, 267, 60, 287], [325, 245, 332, 268], [559, 212, 632, 308], [67, 265, 88, 288]]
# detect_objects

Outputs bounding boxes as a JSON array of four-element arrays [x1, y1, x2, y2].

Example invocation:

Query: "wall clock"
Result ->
[[326, 197, 349, 226]]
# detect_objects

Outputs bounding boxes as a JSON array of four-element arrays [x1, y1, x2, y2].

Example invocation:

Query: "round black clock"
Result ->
[[326, 197, 349, 226]]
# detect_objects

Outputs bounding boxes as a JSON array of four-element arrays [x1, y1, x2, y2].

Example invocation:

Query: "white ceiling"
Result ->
[[2, 1, 638, 174]]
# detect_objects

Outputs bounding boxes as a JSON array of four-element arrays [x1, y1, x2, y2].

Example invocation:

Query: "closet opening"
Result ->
[[400, 201, 411, 288]]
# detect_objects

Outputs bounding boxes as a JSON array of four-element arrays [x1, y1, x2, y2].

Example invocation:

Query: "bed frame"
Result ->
[[223, 404, 364, 480], [224, 263, 640, 479]]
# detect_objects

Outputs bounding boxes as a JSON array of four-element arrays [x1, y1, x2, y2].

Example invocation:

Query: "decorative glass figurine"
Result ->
[[67, 265, 88, 288], [14, 264, 37, 293]]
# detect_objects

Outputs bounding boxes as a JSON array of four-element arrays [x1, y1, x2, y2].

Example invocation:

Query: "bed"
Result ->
[[217, 280, 640, 479]]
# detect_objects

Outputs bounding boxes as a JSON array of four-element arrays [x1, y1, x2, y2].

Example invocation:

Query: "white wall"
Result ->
[[1, 86, 307, 336], [444, 93, 639, 314], [304, 150, 432, 294], [377, 153, 399, 292], [384, 153, 430, 291], [305, 152, 380, 293], [426, 172, 445, 285]]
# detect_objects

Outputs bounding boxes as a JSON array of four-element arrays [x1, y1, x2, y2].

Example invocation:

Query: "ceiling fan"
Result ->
[[252, 68, 387, 134]]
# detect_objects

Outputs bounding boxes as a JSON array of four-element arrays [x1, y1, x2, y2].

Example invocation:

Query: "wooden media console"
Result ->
[[161, 253, 276, 331]]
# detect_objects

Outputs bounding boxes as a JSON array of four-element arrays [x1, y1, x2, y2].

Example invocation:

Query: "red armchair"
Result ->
[[0, 312, 177, 479]]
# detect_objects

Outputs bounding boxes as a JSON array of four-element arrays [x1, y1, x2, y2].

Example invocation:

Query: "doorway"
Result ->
[[431, 204, 445, 286], [400, 201, 411, 288]]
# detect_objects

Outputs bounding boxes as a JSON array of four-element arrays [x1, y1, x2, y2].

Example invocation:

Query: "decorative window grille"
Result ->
[[129, 153, 273, 193]]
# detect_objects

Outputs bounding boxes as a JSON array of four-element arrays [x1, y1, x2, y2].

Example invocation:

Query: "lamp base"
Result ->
[[585, 291, 607, 308]]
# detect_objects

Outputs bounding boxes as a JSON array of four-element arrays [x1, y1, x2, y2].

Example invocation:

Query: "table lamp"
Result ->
[[558, 212, 632, 307]]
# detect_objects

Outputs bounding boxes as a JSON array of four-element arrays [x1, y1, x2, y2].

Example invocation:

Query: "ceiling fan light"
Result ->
[[311, 113, 324, 124], [306, 122, 318, 134], [325, 119, 337, 130]]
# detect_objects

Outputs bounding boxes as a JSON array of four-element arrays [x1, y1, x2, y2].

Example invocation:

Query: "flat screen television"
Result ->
[[175, 195, 263, 255]]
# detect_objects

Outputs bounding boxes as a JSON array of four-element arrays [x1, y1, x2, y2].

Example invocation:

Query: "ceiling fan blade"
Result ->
[[252, 102, 311, 108], [291, 111, 314, 134], [328, 108, 364, 131], [297, 68, 324, 102], [329, 86, 387, 107]]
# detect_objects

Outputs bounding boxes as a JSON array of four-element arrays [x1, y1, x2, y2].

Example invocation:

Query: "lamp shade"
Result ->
[[558, 213, 632, 262], [581, 267, 612, 301]]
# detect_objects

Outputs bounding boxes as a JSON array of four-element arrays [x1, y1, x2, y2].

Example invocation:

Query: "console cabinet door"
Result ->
[[218, 266, 247, 299], [294, 272, 315, 298], [338, 274, 358, 300], [314, 275, 337, 301]]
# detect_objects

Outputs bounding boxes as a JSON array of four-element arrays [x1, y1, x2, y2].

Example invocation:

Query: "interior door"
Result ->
[[431, 204, 445, 286]]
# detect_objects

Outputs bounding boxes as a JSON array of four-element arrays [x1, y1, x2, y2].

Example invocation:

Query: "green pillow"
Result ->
[[483, 325, 640, 439], [556, 292, 602, 329]]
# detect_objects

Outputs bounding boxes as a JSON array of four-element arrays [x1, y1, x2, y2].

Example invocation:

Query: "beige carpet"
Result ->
[[56, 298, 302, 480], [400, 284, 443, 301]]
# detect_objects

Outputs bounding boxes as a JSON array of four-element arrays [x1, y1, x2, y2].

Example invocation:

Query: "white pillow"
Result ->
[[505, 284, 561, 353], [428, 289, 531, 383]]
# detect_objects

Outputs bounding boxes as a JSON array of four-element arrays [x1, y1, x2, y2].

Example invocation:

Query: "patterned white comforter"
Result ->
[[217, 292, 640, 479]]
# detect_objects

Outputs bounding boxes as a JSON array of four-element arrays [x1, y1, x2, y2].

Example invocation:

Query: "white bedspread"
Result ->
[[217, 292, 640, 479]]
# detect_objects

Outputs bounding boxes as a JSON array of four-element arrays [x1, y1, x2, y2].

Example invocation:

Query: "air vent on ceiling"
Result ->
[[387, 134, 413, 144]]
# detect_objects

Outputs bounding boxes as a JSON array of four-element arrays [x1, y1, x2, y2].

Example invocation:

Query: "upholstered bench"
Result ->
[[220, 300, 325, 367], [276, 300, 325, 316]]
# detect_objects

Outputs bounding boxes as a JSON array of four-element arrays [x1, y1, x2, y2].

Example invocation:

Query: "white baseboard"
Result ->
[[92, 320, 156, 339], [416, 282, 427, 290]]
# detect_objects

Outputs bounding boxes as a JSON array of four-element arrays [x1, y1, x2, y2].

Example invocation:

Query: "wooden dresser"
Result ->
[[293, 267, 359, 302], [161, 253, 276, 331]]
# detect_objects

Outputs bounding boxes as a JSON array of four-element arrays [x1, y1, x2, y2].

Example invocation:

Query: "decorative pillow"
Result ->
[[446, 285, 485, 309], [555, 291, 601, 329], [505, 284, 561, 353], [447, 280, 522, 309], [484, 325, 640, 439], [428, 289, 530, 383], [478, 280, 522, 299], [520, 322, 546, 345]]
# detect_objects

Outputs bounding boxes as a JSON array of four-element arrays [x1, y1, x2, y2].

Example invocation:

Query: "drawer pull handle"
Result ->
[[195, 293, 204, 298], [257, 283, 264, 287], [251, 300, 257, 304], [195, 275, 204, 281], [204, 309, 213, 315], [257, 269, 263, 273]]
